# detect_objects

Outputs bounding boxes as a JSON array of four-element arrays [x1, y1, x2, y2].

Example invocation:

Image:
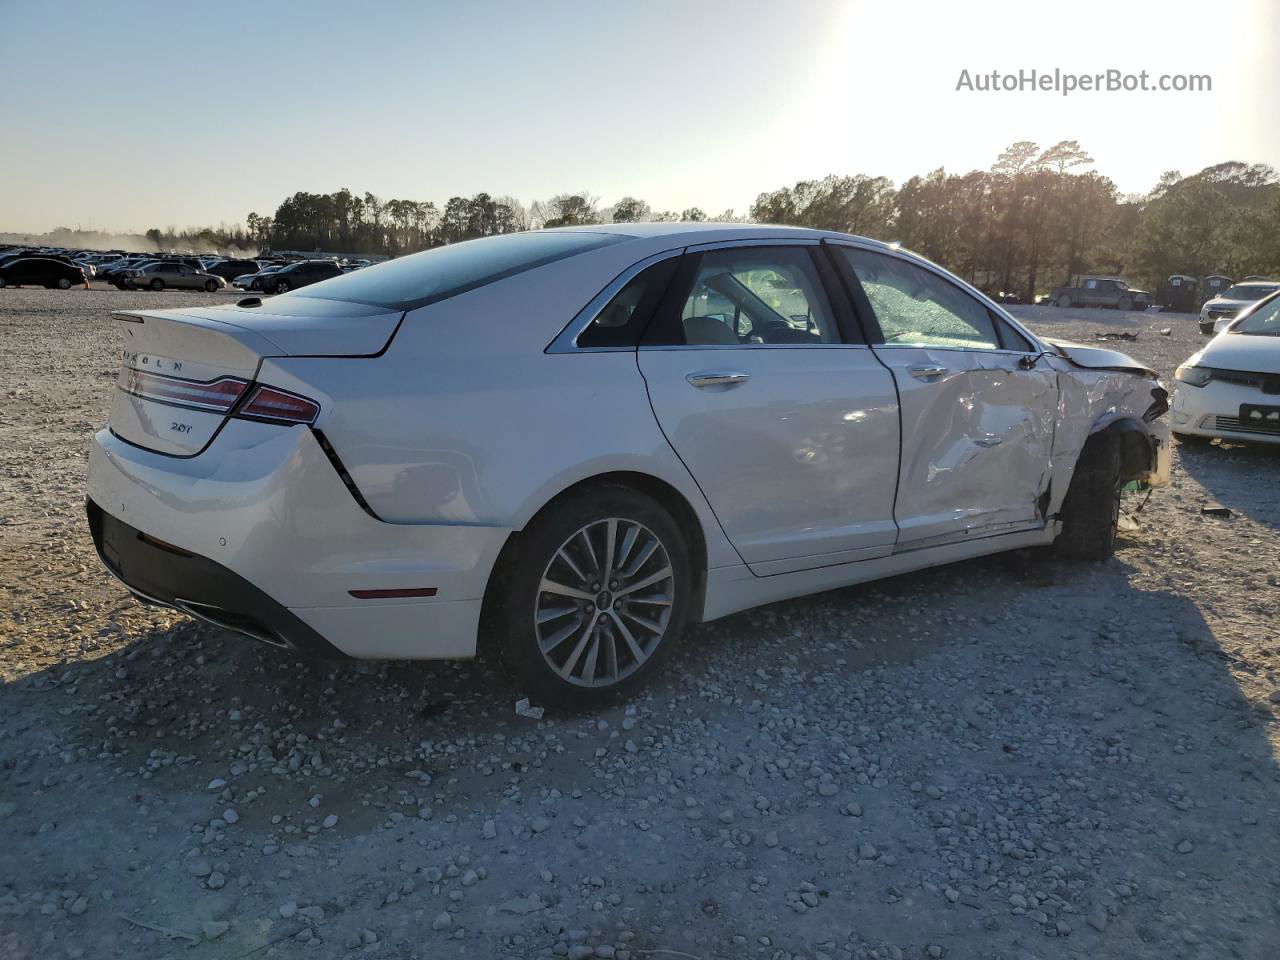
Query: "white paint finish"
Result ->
[[290, 598, 482, 659], [87, 423, 510, 610], [872, 346, 1058, 546], [637, 345, 900, 569], [700, 526, 1058, 622]]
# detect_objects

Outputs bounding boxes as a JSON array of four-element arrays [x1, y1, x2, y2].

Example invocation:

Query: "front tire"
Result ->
[[486, 486, 694, 709], [274, 280, 290, 293], [1118, 296, 1133, 311], [1055, 435, 1122, 561], [204, 279, 218, 292]]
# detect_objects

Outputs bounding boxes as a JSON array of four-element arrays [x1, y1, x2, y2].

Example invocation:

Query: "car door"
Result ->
[[636, 242, 901, 575], [830, 244, 1058, 549]]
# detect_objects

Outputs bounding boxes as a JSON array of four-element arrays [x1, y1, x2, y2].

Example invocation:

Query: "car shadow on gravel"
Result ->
[[3, 550, 1279, 959], [1174, 441, 1280, 530]]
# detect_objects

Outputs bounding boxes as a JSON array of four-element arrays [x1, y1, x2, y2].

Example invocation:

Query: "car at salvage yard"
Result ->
[[123, 261, 227, 292], [86, 223, 1172, 707], [1198, 280, 1280, 335], [0, 256, 88, 289], [1050, 275, 1153, 311], [1172, 289, 1280, 444]]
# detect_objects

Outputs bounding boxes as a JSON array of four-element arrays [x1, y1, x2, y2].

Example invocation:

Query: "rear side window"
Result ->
[[577, 258, 680, 348], [291, 231, 628, 310]]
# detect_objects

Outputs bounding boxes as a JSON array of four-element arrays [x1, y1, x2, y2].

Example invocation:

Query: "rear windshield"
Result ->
[[288, 231, 628, 310]]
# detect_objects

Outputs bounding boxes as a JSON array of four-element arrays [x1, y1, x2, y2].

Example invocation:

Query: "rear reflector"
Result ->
[[121, 369, 248, 412], [239, 385, 321, 424], [348, 588, 438, 599]]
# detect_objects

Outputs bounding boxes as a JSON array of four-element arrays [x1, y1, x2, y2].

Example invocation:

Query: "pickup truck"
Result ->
[[1050, 276, 1152, 311]]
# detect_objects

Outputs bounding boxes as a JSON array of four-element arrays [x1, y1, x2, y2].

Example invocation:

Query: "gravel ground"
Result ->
[[2, 287, 1278, 960]]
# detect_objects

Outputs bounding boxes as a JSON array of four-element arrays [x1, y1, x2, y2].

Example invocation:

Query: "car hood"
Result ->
[[1042, 338, 1157, 378], [1204, 297, 1254, 311], [1195, 334, 1280, 374]]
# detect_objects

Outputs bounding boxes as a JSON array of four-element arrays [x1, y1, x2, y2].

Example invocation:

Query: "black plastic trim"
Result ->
[[87, 499, 348, 658]]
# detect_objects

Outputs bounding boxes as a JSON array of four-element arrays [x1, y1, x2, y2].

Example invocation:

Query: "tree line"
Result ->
[[146, 141, 1280, 297]]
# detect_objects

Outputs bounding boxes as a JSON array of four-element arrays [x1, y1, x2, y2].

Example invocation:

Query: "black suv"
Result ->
[[267, 260, 342, 294]]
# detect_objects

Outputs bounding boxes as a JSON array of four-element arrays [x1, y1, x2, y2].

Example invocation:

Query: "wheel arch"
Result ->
[[1087, 415, 1157, 481], [479, 470, 711, 656]]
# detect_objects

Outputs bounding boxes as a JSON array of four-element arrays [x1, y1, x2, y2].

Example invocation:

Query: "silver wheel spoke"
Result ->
[[556, 547, 588, 584], [540, 578, 593, 601], [558, 625, 594, 679], [621, 537, 659, 578], [627, 594, 672, 607], [620, 608, 664, 635], [615, 524, 640, 574], [577, 527, 599, 574], [581, 629, 601, 684], [609, 610, 646, 662], [540, 614, 585, 654], [615, 567, 672, 597], [536, 604, 578, 624], [603, 519, 618, 578]]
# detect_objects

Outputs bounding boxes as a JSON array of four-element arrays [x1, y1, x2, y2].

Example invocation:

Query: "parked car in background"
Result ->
[[1198, 281, 1280, 335], [1172, 290, 1280, 444], [86, 224, 1171, 706], [0, 257, 88, 289], [123, 261, 227, 292], [237, 265, 284, 290], [205, 259, 263, 282], [1051, 276, 1152, 311], [264, 259, 343, 293], [102, 258, 154, 285]]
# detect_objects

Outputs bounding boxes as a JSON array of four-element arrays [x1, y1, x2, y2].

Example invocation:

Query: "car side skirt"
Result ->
[[700, 525, 1057, 623]]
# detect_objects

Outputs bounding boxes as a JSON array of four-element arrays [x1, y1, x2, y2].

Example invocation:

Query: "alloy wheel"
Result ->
[[534, 517, 675, 688]]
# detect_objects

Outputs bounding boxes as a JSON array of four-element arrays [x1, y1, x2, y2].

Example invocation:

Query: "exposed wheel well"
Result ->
[[479, 472, 710, 656]]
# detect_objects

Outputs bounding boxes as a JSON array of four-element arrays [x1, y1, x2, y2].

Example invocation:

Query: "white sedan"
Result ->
[[86, 224, 1171, 706], [1173, 289, 1280, 444]]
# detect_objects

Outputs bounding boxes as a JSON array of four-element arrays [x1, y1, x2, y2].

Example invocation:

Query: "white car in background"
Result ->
[[86, 224, 1171, 706], [1173, 289, 1280, 444], [1199, 281, 1280, 335]]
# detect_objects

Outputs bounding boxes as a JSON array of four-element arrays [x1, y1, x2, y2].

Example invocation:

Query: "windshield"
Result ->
[[288, 231, 628, 310], [1232, 294, 1280, 336], [1221, 283, 1278, 301]]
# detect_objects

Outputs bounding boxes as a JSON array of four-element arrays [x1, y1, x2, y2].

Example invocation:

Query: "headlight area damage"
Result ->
[[1041, 338, 1172, 526]]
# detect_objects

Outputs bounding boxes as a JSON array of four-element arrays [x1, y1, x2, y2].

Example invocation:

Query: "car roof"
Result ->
[[544, 221, 891, 249]]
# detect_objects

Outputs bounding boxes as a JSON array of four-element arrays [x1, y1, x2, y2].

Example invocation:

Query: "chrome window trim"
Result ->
[[822, 238, 1046, 355], [547, 238, 826, 354], [638, 342, 872, 352], [546, 248, 684, 354]]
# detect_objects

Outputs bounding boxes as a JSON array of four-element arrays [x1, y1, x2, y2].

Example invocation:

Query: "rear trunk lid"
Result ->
[[109, 297, 401, 456]]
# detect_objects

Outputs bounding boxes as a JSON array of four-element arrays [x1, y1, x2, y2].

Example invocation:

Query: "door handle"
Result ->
[[686, 371, 750, 388], [908, 364, 948, 380]]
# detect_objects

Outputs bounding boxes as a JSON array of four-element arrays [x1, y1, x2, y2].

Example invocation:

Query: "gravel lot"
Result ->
[[2, 286, 1278, 960]]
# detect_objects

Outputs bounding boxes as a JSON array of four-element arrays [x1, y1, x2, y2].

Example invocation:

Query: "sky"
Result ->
[[2, 0, 1278, 234]]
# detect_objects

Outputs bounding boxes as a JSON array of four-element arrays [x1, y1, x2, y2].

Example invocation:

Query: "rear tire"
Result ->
[[1118, 296, 1133, 311], [1055, 435, 1122, 561], [0, 276, 6, 288], [57, 277, 72, 290], [485, 486, 694, 709], [149, 278, 164, 291], [1056, 294, 1072, 308]]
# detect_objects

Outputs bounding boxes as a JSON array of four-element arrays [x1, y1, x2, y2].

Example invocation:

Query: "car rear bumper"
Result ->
[[1171, 381, 1280, 445], [86, 422, 511, 658]]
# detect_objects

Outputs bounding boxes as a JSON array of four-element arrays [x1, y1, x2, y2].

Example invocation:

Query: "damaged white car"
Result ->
[[87, 224, 1171, 706]]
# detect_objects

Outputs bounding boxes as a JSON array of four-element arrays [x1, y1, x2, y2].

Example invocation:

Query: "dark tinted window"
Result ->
[[577, 258, 679, 348], [289, 231, 628, 310]]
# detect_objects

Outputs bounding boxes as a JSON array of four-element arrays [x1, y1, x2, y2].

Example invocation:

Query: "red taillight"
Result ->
[[238, 385, 320, 424], [122, 369, 248, 412]]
